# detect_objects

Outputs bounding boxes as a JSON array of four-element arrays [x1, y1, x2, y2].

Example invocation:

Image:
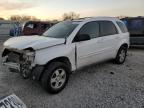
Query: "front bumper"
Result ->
[[2, 62, 20, 72], [2, 60, 44, 81], [2, 48, 44, 80]]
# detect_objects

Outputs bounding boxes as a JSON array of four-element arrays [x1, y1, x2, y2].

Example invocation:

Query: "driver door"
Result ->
[[74, 21, 104, 68]]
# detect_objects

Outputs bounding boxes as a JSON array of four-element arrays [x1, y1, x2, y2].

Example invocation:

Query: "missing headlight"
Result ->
[[23, 50, 35, 63]]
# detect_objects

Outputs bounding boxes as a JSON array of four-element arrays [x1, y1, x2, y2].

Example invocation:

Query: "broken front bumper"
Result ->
[[2, 59, 44, 81], [2, 49, 44, 80], [2, 61, 20, 73]]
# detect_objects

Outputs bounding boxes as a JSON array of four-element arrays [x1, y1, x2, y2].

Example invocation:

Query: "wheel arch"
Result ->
[[115, 43, 128, 58], [39, 56, 72, 81], [121, 43, 128, 49], [45, 56, 72, 70]]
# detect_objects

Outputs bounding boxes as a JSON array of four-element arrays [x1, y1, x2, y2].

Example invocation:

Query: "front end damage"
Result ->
[[2, 48, 36, 79], [2, 36, 65, 80]]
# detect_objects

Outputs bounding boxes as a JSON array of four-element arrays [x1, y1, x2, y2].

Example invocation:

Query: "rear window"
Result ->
[[100, 21, 118, 36], [117, 21, 128, 33]]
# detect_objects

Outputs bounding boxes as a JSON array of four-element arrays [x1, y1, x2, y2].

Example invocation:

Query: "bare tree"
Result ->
[[9, 15, 40, 21], [117, 16, 128, 19], [62, 12, 80, 20], [0, 17, 5, 20]]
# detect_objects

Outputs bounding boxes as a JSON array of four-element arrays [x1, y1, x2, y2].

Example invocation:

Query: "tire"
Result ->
[[114, 46, 127, 64], [41, 62, 70, 94]]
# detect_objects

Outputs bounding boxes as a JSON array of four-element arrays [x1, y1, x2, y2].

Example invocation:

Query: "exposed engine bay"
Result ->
[[2, 48, 35, 78]]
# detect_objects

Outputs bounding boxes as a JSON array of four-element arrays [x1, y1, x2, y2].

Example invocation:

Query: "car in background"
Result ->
[[9, 22, 22, 37], [22, 21, 55, 35], [121, 17, 144, 45], [0, 21, 24, 41]]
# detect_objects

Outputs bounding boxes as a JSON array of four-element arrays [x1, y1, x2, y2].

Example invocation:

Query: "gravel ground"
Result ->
[[0, 42, 144, 108]]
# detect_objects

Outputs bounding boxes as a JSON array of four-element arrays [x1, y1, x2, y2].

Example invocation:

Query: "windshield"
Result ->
[[43, 21, 79, 38]]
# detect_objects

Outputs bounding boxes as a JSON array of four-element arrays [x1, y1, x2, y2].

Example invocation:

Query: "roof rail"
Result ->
[[122, 16, 144, 19], [74, 17, 94, 20]]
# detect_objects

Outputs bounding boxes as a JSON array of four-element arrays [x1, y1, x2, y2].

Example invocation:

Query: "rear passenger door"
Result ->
[[99, 21, 119, 58]]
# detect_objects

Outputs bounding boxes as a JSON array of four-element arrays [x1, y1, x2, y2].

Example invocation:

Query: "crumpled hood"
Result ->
[[4, 35, 65, 50]]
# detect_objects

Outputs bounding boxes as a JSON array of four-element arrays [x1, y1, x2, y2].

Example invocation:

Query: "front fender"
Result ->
[[34, 44, 76, 71]]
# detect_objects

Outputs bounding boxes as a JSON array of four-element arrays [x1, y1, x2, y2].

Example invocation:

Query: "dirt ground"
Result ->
[[0, 42, 144, 108]]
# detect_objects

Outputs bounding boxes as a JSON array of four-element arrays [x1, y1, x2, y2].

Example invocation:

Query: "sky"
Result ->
[[0, 0, 144, 20]]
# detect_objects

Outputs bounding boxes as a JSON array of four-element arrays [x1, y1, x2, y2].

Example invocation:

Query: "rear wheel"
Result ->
[[114, 46, 127, 64], [41, 62, 70, 94]]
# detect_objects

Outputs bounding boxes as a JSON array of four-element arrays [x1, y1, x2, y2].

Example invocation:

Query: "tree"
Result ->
[[0, 17, 5, 20], [62, 12, 80, 20], [117, 16, 128, 19], [9, 15, 40, 21]]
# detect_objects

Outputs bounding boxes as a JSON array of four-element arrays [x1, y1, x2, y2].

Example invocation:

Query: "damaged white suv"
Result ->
[[2, 17, 129, 94]]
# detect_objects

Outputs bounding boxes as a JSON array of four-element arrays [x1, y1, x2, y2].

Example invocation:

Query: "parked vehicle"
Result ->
[[0, 21, 20, 40], [121, 17, 144, 45], [2, 17, 129, 94], [9, 22, 22, 37], [22, 21, 55, 35]]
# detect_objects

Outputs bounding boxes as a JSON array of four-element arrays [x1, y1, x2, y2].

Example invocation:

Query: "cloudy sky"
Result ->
[[0, 0, 144, 20]]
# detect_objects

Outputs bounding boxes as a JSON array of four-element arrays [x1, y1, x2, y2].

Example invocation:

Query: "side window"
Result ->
[[26, 23, 39, 29], [41, 24, 50, 30], [26, 23, 34, 29], [100, 21, 118, 36], [33, 23, 39, 29], [78, 21, 100, 39], [117, 21, 128, 33]]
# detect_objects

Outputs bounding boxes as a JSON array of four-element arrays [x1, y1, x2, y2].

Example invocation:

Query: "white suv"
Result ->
[[2, 17, 129, 94]]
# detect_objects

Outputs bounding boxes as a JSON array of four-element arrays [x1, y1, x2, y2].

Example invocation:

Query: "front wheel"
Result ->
[[114, 46, 127, 64], [41, 62, 70, 94]]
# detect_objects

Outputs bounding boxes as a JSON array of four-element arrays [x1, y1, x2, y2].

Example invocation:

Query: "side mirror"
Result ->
[[76, 34, 90, 42]]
